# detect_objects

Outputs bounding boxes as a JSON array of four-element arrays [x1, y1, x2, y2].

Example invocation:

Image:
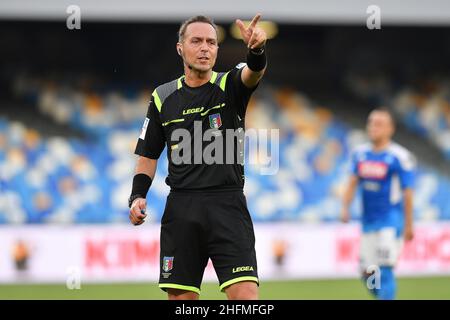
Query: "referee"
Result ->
[[128, 14, 267, 300]]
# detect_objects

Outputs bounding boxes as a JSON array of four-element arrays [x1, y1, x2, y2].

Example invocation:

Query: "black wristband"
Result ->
[[128, 173, 152, 208], [247, 46, 267, 72]]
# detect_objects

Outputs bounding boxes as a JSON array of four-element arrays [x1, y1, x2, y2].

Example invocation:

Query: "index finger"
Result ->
[[249, 13, 261, 29]]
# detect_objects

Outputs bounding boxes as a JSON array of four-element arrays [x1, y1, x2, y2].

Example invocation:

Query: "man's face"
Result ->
[[178, 22, 218, 72], [367, 111, 395, 143]]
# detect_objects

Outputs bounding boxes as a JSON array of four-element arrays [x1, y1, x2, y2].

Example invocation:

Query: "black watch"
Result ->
[[128, 194, 144, 208]]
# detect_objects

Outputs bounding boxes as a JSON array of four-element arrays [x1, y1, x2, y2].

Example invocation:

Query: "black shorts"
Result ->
[[158, 189, 258, 294]]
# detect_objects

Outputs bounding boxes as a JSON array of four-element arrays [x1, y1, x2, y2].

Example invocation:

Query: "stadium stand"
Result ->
[[345, 73, 450, 160], [1, 74, 449, 224]]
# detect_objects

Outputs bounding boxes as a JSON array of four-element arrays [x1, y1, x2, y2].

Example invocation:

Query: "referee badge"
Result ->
[[163, 256, 174, 272], [209, 113, 222, 129]]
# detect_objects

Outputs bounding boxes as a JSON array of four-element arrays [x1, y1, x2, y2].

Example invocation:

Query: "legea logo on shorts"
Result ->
[[232, 266, 254, 273]]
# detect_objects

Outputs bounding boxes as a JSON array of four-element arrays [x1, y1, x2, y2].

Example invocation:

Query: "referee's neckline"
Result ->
[[181, 73, 215, 89]]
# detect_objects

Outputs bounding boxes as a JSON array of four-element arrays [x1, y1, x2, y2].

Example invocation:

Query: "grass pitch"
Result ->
[[1, 277, 449, 300]]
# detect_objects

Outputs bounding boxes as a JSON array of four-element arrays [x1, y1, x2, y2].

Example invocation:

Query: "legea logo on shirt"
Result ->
[[358, 161, 388, 179]]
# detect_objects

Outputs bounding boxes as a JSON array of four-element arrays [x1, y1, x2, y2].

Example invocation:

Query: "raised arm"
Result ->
[[235, 13, 267, 88]]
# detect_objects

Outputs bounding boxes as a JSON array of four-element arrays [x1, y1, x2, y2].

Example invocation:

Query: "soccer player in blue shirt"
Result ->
[[341, 108, 416, 300]]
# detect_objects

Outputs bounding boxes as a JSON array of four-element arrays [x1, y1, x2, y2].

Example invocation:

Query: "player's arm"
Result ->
[[129, 94, 166, 226], [235, 14, 267, 88], [135, 156, 157, 178], [397, 151, 416, 241], [129, 156, 158, 226], [403, 188, 414, 241], [341, 175, 359, 223]]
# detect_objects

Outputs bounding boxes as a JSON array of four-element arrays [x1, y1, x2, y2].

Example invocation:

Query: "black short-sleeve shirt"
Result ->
[[135, 63, 258, 190]]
